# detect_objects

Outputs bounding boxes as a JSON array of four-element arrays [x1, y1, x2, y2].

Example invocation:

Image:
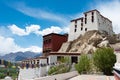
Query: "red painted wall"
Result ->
[[51, 34, 67, 51], [43, 33, 68, 55]]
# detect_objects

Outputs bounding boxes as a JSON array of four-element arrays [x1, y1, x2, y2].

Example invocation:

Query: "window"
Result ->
[[81, 27, 83, 31], [85, 14, 87, 24], [81, 23, 83, 26], [74, 25, 77, 32], [74, 28, 77, 32], [37, 60, 39, 64], [75, 25, 77, 28], [57, 56, 61, 61], [81, 18, 83, 22], [92, 12, 94, 15], [48, 39, 51, 43], [85, 18, 87, 24], [34, 60, 35, 64], [91, 16, 94, 22], [45, 40, 47, 44], [91, 12, 94, 22], [75, 20, 77, 24], [85, 28, 87, 31]]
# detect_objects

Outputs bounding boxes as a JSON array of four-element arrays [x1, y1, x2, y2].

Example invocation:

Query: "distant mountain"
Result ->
[[34, 53, 42, 58], [0, 51, 42, 62]]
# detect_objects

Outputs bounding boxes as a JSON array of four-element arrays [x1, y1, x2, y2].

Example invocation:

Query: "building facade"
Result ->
[[43, 33, 68, 56], [68, 9, 114, 41]]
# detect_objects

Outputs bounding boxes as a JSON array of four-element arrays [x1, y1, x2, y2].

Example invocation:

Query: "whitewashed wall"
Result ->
[[114, 52, 120, 69], [97, 13, 113, 35], [48, 55, 57, 64], [68, 10, 99, 41], [68, 10, 113, 41], [18, 59, 47, 80], [18, 68, 36, 80]]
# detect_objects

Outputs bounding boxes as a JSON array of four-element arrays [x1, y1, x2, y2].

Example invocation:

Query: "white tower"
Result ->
[[68, 9, 114, 41]]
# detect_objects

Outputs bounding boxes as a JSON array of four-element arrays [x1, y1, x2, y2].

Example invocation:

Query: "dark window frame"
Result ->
[[74, 28, 77, 32], [85, 28, 87, 31], [81, 27, 83, 31]]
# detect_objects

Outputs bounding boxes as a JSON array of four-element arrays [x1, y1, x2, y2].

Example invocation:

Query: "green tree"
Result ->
[[93, 47, 116, 75], [75, 54, 91, 74]]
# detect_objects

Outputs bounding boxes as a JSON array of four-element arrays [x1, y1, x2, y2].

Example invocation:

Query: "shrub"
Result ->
[[75, 54, 91, 74], [93, 47, 116, 75], [0, 73, 6, 79], [48, 57, 71, 75]]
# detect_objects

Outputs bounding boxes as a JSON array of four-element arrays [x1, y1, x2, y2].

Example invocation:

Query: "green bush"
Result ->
[[93, 47, 116, 75], [0, 67, 19, 79], [48, 64, 71, 75], [0, 73, 6, 79], [75, 54, 91, 74], [48, 57, 71, 75]]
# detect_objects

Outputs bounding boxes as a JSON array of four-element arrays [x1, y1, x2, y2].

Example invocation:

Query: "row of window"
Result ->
[[74, 17, 94, 25], [44, 39, 51, 44], [74, 22, 84, 28], [43, 49, 51, 53], [74, 24, 77, 32], [74, 27, 87, 32], [75, 12, 94, 25]]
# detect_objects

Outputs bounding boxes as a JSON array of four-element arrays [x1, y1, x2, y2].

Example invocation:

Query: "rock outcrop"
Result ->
[[59, 30, 118, 54]]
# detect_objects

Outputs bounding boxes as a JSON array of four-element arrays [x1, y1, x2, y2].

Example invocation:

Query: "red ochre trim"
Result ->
[[49, 52, 81, 55], [34, 56, 47, 59], [43, 33, 68, 37], [22, 56, 47, 62]]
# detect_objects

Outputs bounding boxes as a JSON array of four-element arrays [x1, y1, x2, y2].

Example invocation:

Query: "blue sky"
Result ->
[[0, 0, 120, 55]]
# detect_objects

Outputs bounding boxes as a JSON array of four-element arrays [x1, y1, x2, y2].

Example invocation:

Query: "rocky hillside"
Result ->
[[59, 30, 118, 54]]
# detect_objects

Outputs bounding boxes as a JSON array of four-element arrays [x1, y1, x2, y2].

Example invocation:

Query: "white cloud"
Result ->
[[11, 3, 68, 25], [0, 36, 42, 55], [8, 24, 68, 36], [26, 25, 40, 34], [36, 26, 63, 36], [8, 24, 41, 36], [22, 46, 42, 53], [96, 0, 120, 33], [0, 36, 20, 55], [8, 24, 28, 36]]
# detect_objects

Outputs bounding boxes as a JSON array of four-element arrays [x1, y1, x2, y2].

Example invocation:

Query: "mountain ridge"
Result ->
[[0, 51, 42, 62]]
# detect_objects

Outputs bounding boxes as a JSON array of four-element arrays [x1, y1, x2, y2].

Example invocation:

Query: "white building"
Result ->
[[68, 9, 114, 41]]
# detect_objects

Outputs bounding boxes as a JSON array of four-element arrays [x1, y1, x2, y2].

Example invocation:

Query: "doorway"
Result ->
[[71, 56, 78, 63]]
